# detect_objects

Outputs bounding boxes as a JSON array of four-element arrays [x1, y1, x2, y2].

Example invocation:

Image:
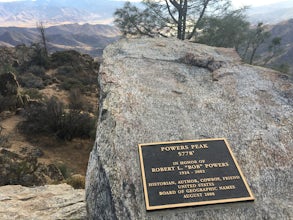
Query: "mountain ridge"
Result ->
[[0, 23, 120, 57], [254, 19, 293, 75], [0, 0, 127, 27], [247, 0, 293, 24], [1, 0, 292, 27]]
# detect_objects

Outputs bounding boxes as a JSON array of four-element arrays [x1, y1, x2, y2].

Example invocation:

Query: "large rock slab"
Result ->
[[0, 184, 86, 220], [86, 37, 293, 219]]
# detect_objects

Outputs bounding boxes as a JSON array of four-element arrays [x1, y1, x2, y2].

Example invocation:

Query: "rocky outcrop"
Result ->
[[86, 38, 293, 219], [0, 72, 23, 112], [0, 145, 65, 187], [0, 46, 18, 67], [0, 184, 86, 220], [0, 72, 20, 96]]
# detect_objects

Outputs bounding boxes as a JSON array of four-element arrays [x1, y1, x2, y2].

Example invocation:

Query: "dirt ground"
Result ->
[[0, 114, 94, 176]]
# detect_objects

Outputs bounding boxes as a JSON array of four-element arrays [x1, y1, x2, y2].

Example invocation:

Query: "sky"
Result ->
[[231, 0, 285, 7], [0, 0, 287, 7]]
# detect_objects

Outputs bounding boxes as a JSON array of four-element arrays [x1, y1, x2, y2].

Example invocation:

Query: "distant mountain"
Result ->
[[0, 0, 127, 27], [255, 19, 293, 75], [0, 23, 120, 57], [267, 19, 293, 73], [248, 0, 293, 24], [1, 0, 293, 27]]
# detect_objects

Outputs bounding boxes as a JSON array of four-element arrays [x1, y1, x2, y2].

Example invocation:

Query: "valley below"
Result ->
[[0, 23, 120, 58]]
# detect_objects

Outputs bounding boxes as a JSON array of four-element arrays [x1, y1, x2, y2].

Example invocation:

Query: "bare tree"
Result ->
[[37, 21, 48, 57]]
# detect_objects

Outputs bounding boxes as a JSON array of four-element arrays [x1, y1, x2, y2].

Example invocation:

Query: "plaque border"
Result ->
[[138, 138, 255, 211]]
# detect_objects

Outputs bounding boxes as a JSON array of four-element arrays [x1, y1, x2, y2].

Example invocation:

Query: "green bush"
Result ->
[[42, 74, 55, 86], [60, 77, 84, 91], [20, 97, 64, 134], [0, 94, 21, 112], [57, 163, 70, 179], [68, 88, 93, 112], [22, 88, 44, 100], [56, 110, 96, 140], [20, 97, 97, 141], [18, 73, 45, 89], [50, 50, 82, 69], [69, 88, 84, 110], [0, 64, 16, 75], [30, 43, 50, 69], [57, 65, 76, 76], [28, 65, 46, 77], [0, 126, 8, 148]]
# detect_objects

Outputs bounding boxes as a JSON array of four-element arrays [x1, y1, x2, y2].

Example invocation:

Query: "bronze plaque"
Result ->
[[138, 138, 254, 210]]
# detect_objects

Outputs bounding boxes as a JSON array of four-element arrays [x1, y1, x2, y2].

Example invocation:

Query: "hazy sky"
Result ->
[[0, 0, 286, 7], [231, 0, 285, 7]]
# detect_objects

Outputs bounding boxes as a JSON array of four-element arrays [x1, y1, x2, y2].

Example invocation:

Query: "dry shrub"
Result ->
[[20, 96, 96, 140], [66, 174, 85, 189], [0, 126, 8, 148]]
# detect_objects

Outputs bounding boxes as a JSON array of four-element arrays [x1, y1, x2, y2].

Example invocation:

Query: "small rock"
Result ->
[[30, 147, 44, 157]]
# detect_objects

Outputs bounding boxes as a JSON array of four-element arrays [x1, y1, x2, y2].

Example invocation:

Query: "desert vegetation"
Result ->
[[0, 44, 99, 188]]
